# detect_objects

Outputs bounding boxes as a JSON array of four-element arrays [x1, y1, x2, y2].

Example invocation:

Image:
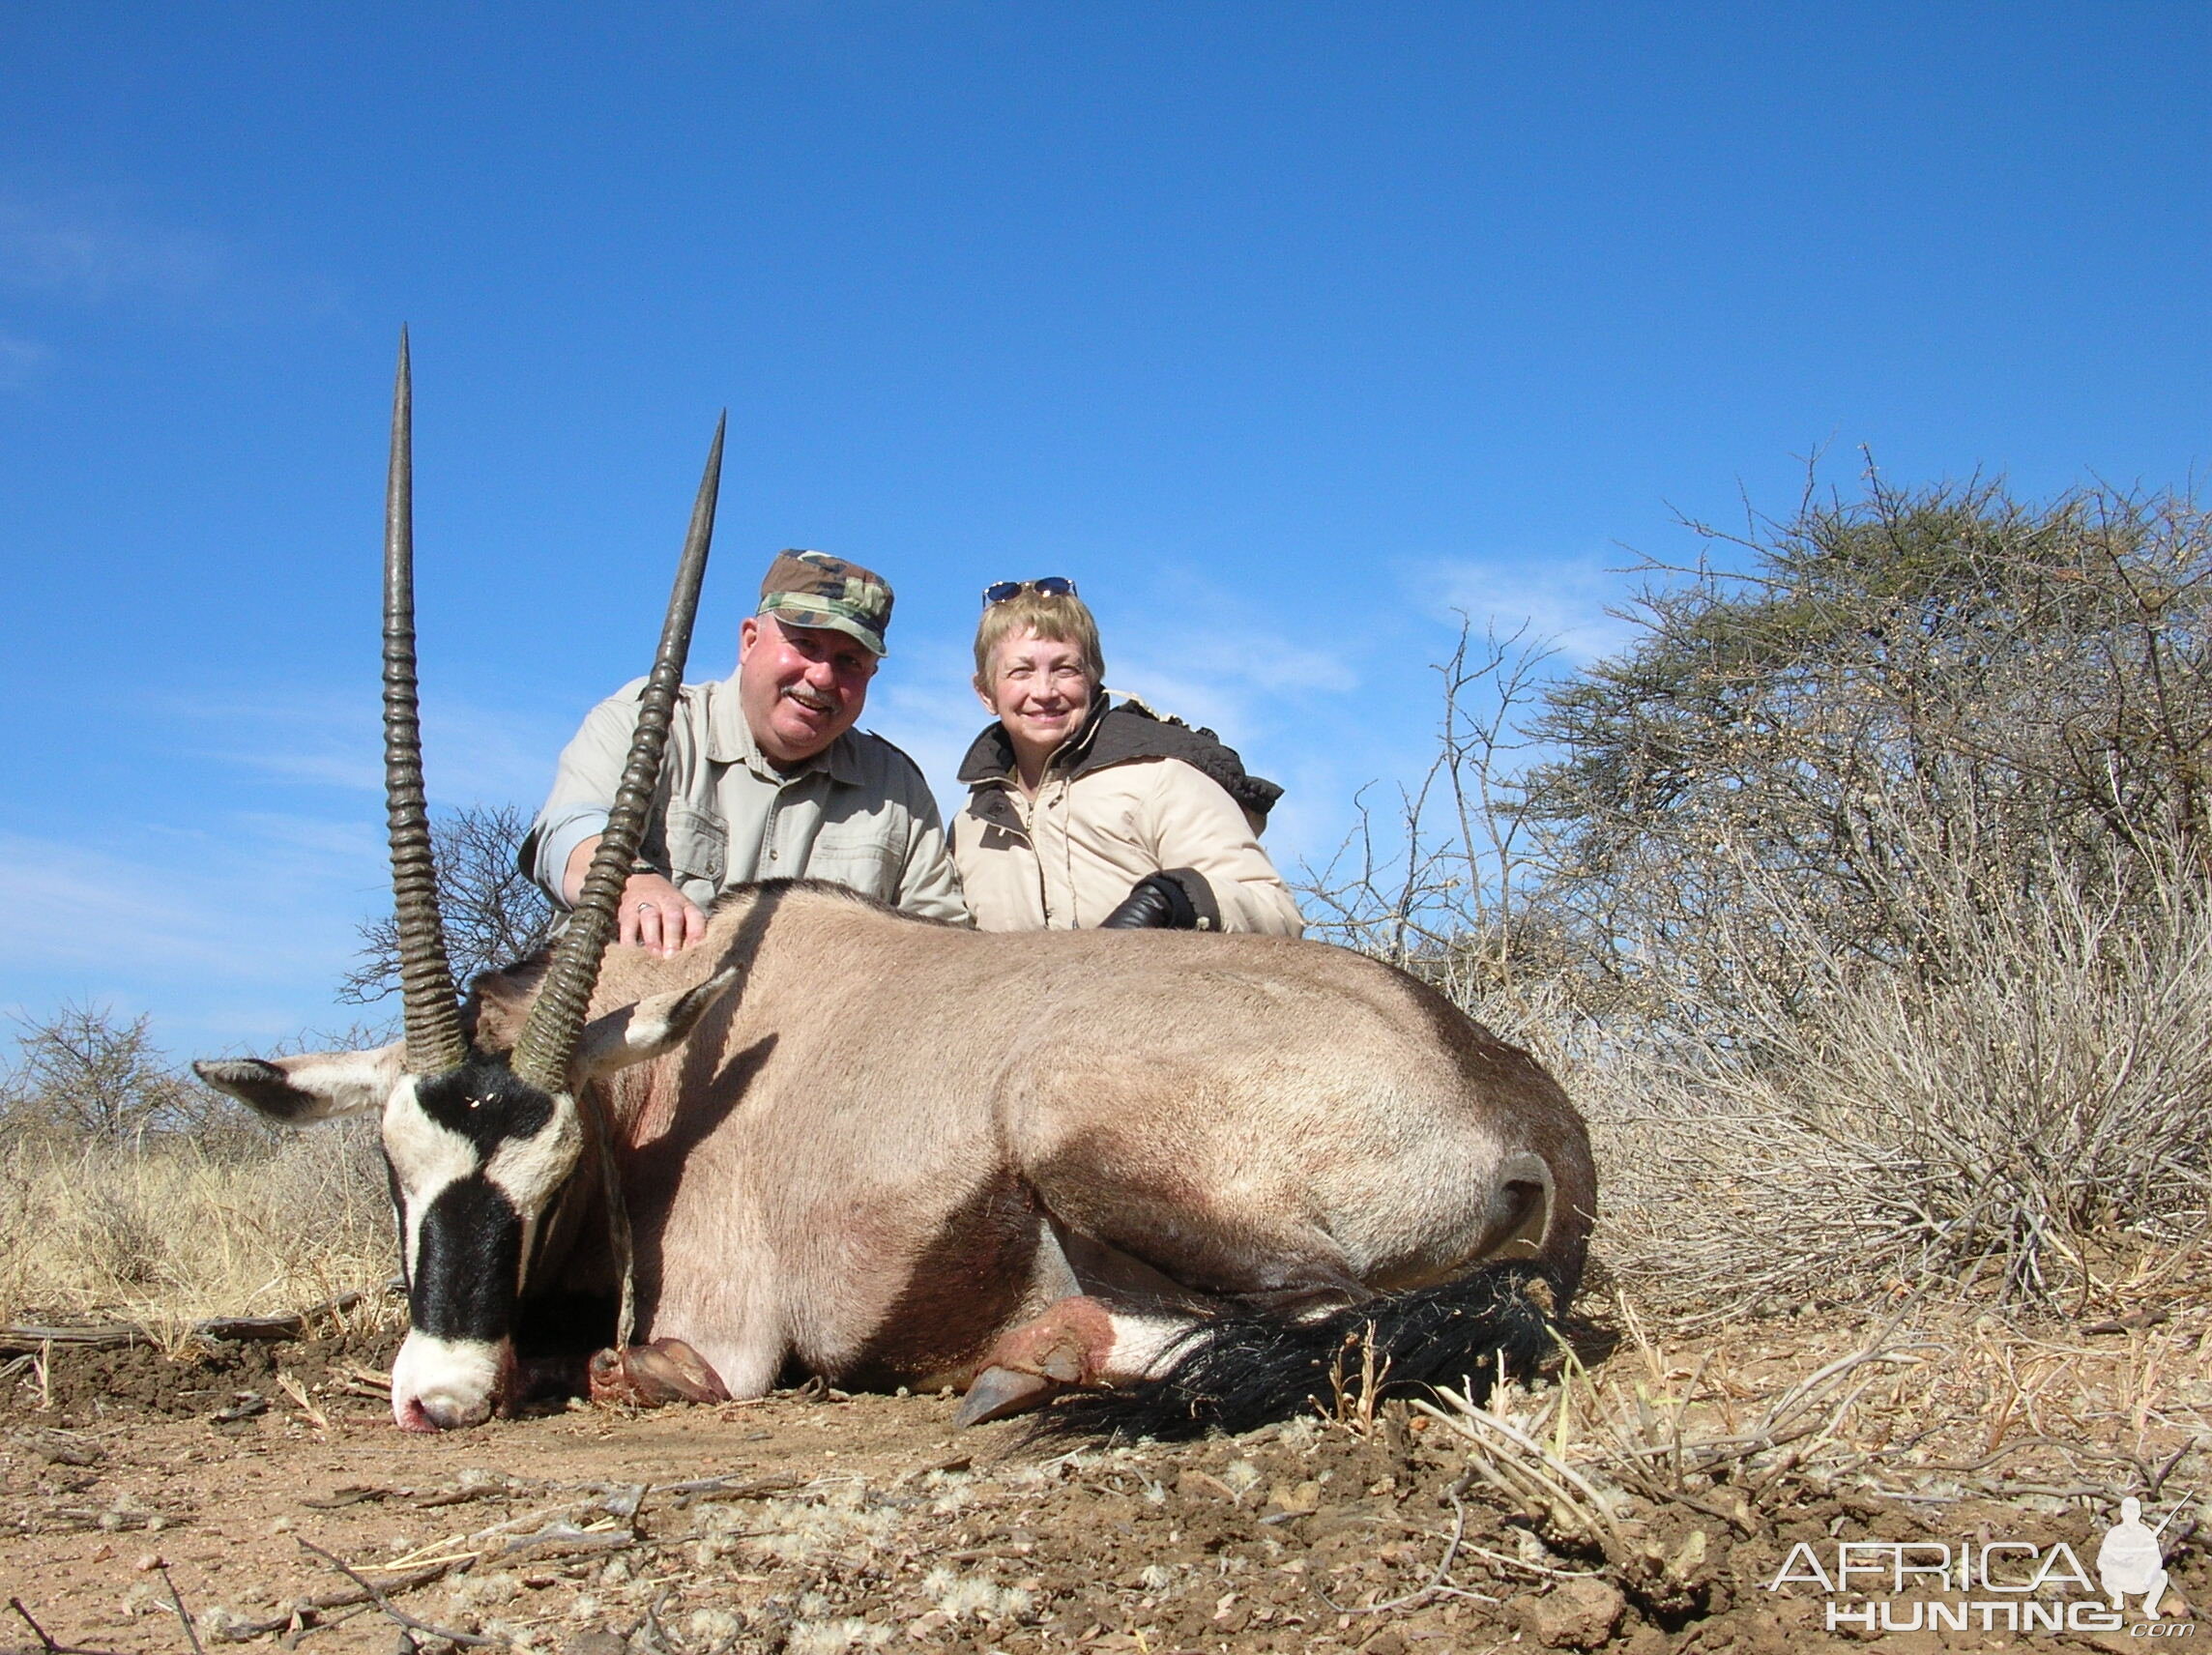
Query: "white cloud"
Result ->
[[421, 701, 570, 806], [862, 620, 1368, 844], [0, 835, 254, 975], [0, 192, 343, 324], [0, 825, 366, 977], [1105, 624, 1358, 747], [1098, 664, 1248, 740], [221, 811, 384, 863], [866, 638, 995, 810], [160, 691, 568, 809], [0, 686, 567, 1054], [1115, 633, 1352, 718], [0, 196, 228, 305], [1419, 550, 1641, 665], [0, 807, 395, 1056]]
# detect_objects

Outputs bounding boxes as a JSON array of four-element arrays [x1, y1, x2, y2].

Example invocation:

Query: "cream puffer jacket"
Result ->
[[950, 698, 1304, 935]]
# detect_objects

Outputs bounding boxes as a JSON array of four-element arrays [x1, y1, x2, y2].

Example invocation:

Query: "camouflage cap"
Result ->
[[756, 549, 894, 656]]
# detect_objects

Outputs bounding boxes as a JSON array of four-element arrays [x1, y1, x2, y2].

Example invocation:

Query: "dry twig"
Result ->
[[294, 1538, 499, 1648], [8, 1599, 127, 1655], [1318, 1471, 1473, 1615], [155, 1566, 205, 1655]]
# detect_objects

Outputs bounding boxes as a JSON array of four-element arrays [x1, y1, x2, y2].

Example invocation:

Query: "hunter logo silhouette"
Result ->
[[2096, 1497, 2175, 1619]]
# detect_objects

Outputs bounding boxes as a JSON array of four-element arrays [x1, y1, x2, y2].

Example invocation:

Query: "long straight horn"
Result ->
[[510, 416, 725, 1094], [384, 330, 469, 1075]]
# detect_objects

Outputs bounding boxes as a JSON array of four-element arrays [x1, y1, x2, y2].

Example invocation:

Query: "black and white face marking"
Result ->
[[190, 972, 740, 1433], [380, 1056, 584, 1431]]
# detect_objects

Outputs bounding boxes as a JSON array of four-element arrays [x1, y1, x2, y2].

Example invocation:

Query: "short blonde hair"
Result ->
[[973, 588, 1106, 685]]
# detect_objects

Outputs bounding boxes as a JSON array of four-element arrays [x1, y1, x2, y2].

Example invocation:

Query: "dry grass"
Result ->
[[1582, 1269, 2210, 1505], [0, 1119, 399, 1346], [1456, 825, 2212, 1324], [1386, 1266, 2212, 1620]]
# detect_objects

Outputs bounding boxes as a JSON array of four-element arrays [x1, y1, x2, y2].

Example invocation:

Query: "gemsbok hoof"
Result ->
[[588, 1339, 732, 1408], [954, 1365, 1062, 1426], [952, 1292, 1121, 1427]]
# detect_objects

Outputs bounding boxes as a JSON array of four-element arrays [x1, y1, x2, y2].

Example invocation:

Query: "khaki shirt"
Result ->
[[522, 676, 969, 925], [953, 751, 1304, 935]]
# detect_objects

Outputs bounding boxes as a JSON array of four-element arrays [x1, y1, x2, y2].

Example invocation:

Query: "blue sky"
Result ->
[[1, 3, 2204, 1056]]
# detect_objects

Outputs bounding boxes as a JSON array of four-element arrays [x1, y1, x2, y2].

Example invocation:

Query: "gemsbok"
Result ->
[[195, 338, 1597, 1437]]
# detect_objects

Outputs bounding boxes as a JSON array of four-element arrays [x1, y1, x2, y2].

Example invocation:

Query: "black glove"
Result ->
[[1097, 872, 1201, 930]]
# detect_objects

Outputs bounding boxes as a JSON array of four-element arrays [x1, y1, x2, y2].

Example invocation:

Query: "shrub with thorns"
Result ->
[[1302, 472, 2212, 1312]]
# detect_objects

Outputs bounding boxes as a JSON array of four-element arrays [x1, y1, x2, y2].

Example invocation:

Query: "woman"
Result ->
[[951, 578, 1304, 935]]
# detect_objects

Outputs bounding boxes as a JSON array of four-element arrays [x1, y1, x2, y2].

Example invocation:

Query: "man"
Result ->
[[522, 550, 969, 950]]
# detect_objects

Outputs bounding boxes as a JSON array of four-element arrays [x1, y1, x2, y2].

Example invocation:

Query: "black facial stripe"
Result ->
[[412, 1174, 524, 1342]]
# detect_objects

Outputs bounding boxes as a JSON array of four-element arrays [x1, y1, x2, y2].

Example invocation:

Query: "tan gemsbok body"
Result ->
[[463, 881, 1595, 1434], [196, 340, 1596, 1437]]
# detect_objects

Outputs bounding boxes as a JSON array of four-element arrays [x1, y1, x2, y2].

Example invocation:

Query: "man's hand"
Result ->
[[619, 871, 709, 956], [564, 839, 709, 957]]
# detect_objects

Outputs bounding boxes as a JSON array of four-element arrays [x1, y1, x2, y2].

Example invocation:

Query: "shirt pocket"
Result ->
[[663, 803, 727, 886], [800, 825, 901, 898]]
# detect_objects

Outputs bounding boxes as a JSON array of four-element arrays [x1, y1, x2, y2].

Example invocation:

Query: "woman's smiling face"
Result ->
[[978, 626, 1095, 775]]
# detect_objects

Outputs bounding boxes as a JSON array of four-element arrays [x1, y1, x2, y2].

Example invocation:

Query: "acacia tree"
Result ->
[[0, 1002, 229, 1143], [1297, 473, 2212, 1305], [1519, 478, 2212, 1013], [339, 802, 558, 1005]]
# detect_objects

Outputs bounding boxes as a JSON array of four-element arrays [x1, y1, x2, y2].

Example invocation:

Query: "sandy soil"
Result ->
[[4, 1309, 2204, 1655]]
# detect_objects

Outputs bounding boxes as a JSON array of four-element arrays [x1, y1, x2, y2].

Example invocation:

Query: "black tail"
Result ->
[[1037, 1261, 1563, 1441]]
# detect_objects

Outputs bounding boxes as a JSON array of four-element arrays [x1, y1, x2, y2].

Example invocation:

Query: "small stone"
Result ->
[[1666, 1525, 1709, 1583], [132, 1553, 165, 1572], [1527, 1579, 1626, 1649], [564, 1633, 626, 1655]]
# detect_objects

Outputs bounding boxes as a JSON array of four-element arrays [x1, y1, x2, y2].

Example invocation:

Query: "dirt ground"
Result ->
[[4, 1294, 2206, 1655]]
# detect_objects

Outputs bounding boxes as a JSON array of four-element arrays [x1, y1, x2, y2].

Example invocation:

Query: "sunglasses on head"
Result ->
[[982, 576, 1079, 607]]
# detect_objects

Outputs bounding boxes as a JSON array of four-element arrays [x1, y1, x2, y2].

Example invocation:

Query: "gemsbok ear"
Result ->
[[192, 1046, 408, 1124], [576, 969, 740, 1083]]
